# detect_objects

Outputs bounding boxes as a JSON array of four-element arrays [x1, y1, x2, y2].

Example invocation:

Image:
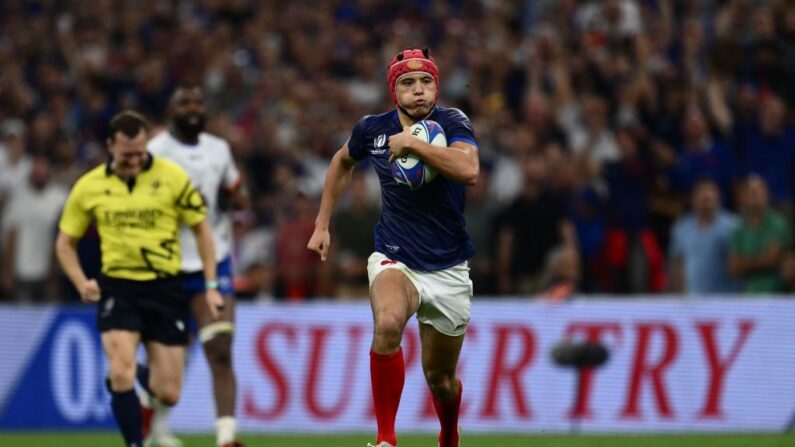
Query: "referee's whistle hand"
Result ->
[[80, 279, 101, 303], [205, 289, 224, 320]]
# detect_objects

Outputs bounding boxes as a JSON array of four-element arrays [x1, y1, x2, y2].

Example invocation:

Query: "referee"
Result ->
[[55, 111, 223, 447]]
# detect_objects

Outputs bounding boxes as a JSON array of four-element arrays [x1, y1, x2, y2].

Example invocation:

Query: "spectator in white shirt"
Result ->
[[0, 119, 32, 209], [2, 155, 67, 302]]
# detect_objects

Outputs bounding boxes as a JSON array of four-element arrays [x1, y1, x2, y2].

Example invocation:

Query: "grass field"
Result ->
[[1, 432, 794, 447]]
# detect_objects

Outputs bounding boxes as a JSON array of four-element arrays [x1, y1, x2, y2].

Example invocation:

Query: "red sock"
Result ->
[[433, 379, 462, 447], [370, 348, 405, 446]]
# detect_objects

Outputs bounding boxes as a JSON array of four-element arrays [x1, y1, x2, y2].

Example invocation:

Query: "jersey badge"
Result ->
[[371, 134, 387, 154]]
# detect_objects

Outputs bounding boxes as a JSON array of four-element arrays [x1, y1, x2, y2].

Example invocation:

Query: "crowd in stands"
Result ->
[[2, 0, 795, 302]]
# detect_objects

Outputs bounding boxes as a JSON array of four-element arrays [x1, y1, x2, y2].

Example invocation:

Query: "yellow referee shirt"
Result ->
[[59, 155, 207, 281]]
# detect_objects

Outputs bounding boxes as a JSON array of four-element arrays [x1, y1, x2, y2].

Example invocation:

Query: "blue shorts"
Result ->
[[182, 257, 235, 297]]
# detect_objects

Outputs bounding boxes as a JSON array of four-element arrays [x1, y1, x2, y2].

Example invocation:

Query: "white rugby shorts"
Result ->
[[367, 252, 473, 336]]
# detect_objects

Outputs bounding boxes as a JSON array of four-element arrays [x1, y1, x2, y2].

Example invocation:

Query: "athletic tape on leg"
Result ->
[[199, 321, 234, 343]]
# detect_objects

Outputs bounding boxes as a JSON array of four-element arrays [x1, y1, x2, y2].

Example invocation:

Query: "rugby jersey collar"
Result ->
[[393, 106, 437, 126]]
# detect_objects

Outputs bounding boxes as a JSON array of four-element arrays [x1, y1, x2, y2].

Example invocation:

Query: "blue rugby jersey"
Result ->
[[346, 106, 477, 271]]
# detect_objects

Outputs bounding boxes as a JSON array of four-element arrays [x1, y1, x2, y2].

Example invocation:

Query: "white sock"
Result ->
[[152, 399, 173, 436], [216, 416, 237, 445]]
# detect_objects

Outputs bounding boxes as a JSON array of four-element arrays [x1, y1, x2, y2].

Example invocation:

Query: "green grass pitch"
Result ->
[[1, 432, 794, 447]]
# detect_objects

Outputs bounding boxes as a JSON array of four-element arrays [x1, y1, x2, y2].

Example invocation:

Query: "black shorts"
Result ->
[[96, 275, 190, 346]]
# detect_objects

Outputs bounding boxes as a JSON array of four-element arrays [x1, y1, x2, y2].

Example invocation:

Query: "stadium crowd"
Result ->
[[2, 0, 795, 301]]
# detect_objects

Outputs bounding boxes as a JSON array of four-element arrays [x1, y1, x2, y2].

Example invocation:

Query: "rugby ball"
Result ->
[[390, 120, 447, 190]]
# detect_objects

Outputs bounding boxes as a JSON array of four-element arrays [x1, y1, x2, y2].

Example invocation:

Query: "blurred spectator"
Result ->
[[50, 136, 85, 189], [274, 190, 331, 300], [735, 96, 795, 211], [1, 155, 67, 302], [495, 153, 577, 295], [575, 0, 643, 40], [331, 171, 379, 298], [729, 175, 791, 293], [669, 107, 737, 208], [669, 179, 739, 295], [780, 251, 795, 292], [3, 0, 795, 298], [0, 119, 32, 206], [523, 92, 566, 148], [599, 127, 665, 293], [465, 169, 498, 295], [568, 182, 607, 293], [233, 212, 277, 302], [541, 245, 581, 301], [559, 94, 620, 167]]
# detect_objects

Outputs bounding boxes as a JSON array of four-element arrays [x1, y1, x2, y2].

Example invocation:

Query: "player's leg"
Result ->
[[192, 290, 240, 446], [419, 324, 464, 447], [415, 262, 471, 447], [101, 329, 144, 447], [367, 254, 420, 447]]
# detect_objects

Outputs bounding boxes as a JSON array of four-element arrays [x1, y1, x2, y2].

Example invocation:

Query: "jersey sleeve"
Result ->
[[172, 165, 208, 227], [221, 141, 242, 191], [442, 108, 478, 148], [58, 178, 92, 238], [346, 117, 370, 161]]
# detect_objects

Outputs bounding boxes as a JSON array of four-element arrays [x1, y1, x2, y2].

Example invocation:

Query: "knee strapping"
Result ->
[[199, 321, 234, 343]]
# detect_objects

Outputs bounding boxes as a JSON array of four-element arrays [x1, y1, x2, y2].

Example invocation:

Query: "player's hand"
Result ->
[[79, 279, 101, 303], [205, 288, 224, 320], [307, 228, 331, 261], [388, 126, 413, 164]]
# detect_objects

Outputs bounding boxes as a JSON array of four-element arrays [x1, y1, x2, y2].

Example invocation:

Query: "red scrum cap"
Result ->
[[387, 48, 439, 106]]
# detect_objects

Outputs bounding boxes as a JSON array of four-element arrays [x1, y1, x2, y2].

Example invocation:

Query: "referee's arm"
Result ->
[[55, 231, 100, 302]]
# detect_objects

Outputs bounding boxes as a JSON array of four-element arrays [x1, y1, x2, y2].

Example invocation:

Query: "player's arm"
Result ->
[[389, 128, 478, 185], [220, 159, 250, 211], [190, 218, 224, 319], [55, 231, 100, 302], [307, 144, 357, 261]]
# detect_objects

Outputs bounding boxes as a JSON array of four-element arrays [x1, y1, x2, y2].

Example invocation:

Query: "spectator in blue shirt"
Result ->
[[736, 95, 795, 207], [670, 107, 737, 208], [669, 179, 739, 295]]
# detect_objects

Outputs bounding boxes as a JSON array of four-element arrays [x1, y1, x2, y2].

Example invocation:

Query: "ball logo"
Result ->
[[407, 60, 423, 70], [390, 120, 446, 190]]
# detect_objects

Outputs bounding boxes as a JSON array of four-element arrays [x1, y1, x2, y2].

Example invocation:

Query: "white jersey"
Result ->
[[148, 131, 241, 272]]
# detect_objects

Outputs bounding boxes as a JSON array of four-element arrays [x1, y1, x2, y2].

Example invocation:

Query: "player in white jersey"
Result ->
[[146, 85, 246, 447]]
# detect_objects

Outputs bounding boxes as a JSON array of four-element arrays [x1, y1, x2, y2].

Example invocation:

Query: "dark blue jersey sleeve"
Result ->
[[347, 116, 370, 161], [441, 108, 478, 148]]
